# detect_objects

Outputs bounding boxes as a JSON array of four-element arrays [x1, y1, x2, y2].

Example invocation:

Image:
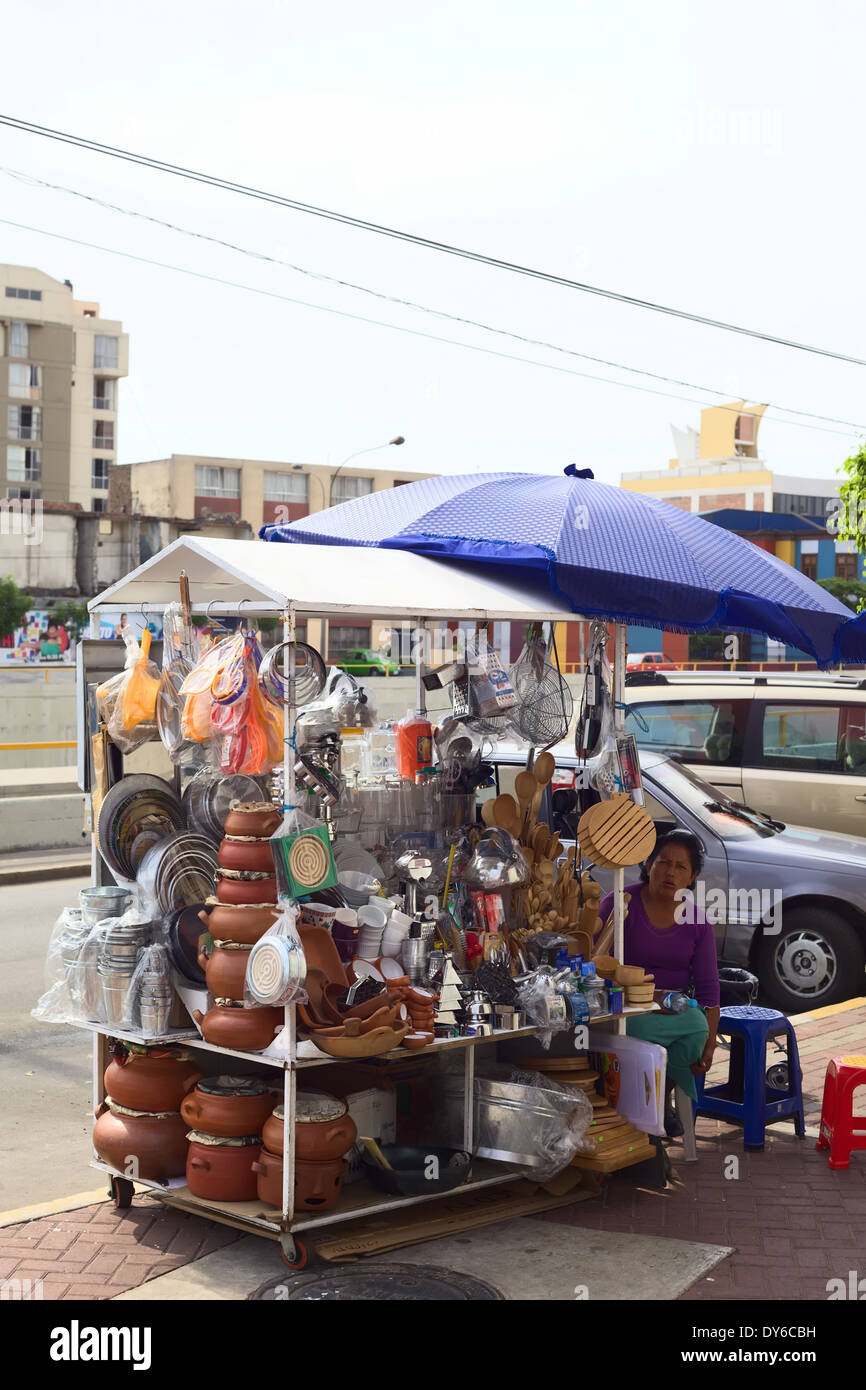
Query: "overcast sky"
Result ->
[[1, 0, 864, 488]]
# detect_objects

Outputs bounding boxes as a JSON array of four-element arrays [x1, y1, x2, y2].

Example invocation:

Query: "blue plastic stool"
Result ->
[[694, 1005, 805, 1149]]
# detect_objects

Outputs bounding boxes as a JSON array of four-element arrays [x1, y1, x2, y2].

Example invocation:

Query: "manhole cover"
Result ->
[[250, 1262, 503, 1301]]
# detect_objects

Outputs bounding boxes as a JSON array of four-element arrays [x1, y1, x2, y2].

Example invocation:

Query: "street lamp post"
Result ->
[[328, 436, 405, 508]]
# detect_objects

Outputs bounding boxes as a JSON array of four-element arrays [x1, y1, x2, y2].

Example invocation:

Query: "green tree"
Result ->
[[817, 576, 866, 614], [51, 599, 91, 640], [0, 575, 33, 641], [834, 440, 866, 546]]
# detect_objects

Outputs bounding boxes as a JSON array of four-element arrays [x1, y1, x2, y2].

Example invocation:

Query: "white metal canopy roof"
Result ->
[[89, 536, 578, 622]]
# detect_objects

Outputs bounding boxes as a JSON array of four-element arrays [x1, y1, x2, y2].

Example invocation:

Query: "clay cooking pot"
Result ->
[[193, 1001, 284, 1051], [262, 1093, 357, 1161], [103, 1051, 203, 1113], [181, 1077, 276, 1138], [198, 941, 252, 1000], [223, 803, 282, 838], [200, 903, 280, 945], [93, 1104, 189, 1183], [186, 1136, 262, 1201], [218, 839, 276, 874], [252, 1147, 348, 1211], [216, 874, 278, 905]]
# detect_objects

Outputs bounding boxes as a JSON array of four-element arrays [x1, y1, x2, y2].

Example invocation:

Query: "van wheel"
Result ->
[[754, 907, 865, 1013]]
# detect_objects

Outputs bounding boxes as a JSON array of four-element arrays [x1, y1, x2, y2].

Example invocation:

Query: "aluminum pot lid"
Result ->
[[295, 1091, 347, 1124], [197, 1075, 269, 1098], [186, 1130, 262, 1146]]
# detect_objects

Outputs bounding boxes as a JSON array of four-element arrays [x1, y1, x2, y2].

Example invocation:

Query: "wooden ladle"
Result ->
[[492, 793, 520, 834], [514, 769, 538, 839]]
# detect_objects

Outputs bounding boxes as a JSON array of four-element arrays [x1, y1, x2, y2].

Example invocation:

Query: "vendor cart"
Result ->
[[70, 535, 635, 1267]]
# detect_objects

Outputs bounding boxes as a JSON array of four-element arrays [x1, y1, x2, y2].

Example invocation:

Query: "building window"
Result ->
[[263, 471, 308, 503], [92, 420, 115, 449], [8, 405, 41, 441], [836, 553, 858, 581], [195, 464, 241, 498], [93, 335, 119, 369], [801, 553, 818, 582], [6, 486, 40, 500], [92, 378, 116, 410], [8, 322, 29, 357], [331, 475, 373, 503], [6, 446, 41, 483], [8, 364, 42, 399], [92, 458, 110, 490], [4, 286, 42, 301], [92, 496, 108, 514], [327, 623, 371, 658]]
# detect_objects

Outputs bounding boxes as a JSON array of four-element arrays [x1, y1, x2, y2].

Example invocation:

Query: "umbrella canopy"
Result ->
[[260, 469, 856, 667]]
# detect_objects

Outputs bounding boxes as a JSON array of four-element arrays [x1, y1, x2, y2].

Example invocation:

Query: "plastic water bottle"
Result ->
[[660, 991, 699, 1013]]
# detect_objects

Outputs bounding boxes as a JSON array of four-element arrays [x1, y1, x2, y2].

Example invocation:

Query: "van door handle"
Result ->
[[855, 794, 866, 803]]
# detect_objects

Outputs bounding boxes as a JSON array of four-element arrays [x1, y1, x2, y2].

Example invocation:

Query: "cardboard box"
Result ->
[[343, 1087, 397, 1184]]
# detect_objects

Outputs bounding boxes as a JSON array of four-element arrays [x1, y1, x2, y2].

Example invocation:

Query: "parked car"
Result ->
[[626, 651, 679, 673], [336, 648, 401, 677], [487, 743, 866, 1013], [622, 670, 866, 837]]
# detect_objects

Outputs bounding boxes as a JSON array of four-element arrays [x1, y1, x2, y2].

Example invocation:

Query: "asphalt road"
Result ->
[[0, 875, 95, 1210]]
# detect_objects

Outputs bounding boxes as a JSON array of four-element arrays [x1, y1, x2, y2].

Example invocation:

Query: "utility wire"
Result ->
[[0, 214, 859, 440], [1, 110, 865, 369], [3, 168, 864, 435]]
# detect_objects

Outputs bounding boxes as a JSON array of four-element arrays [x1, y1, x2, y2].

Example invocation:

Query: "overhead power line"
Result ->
[[0, 214, 860, 440], [1, 110, 865, 369], [3, 169, 864, 435]]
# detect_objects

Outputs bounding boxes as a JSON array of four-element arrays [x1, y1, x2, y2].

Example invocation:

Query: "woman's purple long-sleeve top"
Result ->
[[597, 882, 720, 1008]]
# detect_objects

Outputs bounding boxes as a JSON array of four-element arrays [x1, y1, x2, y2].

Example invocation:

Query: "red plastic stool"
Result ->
[[816, 1055, 866, 1170]]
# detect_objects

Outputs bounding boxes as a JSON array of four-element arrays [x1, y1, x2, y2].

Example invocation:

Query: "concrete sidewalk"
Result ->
[[2, 998, 864, 1301]]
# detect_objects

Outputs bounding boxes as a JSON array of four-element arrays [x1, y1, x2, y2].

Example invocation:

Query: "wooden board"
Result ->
[[584, 794, 656, 868], [570, 1143, 657, 1174]]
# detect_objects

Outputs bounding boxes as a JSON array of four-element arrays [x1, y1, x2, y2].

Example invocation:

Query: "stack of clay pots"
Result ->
[[195, 803, 286, 1051], [181, 1075, 276, 1201], [92, 1047, 203, 1183], [253, 1091, 357, 1212]]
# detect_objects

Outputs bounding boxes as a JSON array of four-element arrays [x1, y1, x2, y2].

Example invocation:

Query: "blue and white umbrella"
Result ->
[[261, 468, 857, 667]]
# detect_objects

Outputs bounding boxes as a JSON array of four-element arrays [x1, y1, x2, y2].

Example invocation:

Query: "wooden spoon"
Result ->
[[492, 793, 520, 834], [481, 799, 496, 828], [514, 769, 538, 838]]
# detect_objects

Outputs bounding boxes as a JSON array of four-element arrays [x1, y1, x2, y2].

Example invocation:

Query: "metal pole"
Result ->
[[612, 623, 627, 968]]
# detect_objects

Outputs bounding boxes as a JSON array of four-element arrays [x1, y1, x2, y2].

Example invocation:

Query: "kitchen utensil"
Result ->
[[221, 800, 282, 839], [198, 940, 251, 1000], [180, 1076, 276, 1138], [79, 886, 133, 925], [359, 1136, 393, 1170], [93, 1101, 189, 1183], [309, 1020, 408, 1058], [186, 1132, 262, 1201], [192, 1001, 284, 1051], [103, 1051, 203, 1113], [97, 774, 185, 881], [514, 769, 538, 839], [245, 933, 307, 1006], [491, 794, 519, 834], [200, 902, 280, 945], [216, 874, 278, 905], [263, 1094, 356, 1162], [360, 1145, 471, 1196], [258, 640, 327, 707]]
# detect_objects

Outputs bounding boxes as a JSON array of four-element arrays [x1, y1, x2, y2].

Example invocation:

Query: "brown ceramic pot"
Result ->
[[186, 1138, 262, 1201], [103, 1052, 203, 1114], [218, 838, 276, 874], [262, 1096, 357, 1162], [197, 942, 252, 1000], [180, 1078, 277, 1138], [193, 1002, 284, 1051], [200, 904, 280, 945], [252, 1148, 348, 1211], [223, 803, 282, 838], [93, 1106, 189, 1182], [216, 874, 278, 905]]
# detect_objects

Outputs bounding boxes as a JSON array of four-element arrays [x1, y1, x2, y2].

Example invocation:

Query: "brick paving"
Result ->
[[2, 1001, 864, 1300]]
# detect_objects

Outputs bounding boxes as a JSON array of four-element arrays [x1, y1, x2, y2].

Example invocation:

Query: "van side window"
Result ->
[[625, 700, 748, 765], [761, 703, 866, 774]]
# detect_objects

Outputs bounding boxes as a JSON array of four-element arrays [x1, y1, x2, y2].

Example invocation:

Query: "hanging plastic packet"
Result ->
[[123, 939, 173, 1033], [270, 805, 338, 899], [157, 601, 201, 762], [244, 901, 308, 1007], [96, 629, 161, 753]]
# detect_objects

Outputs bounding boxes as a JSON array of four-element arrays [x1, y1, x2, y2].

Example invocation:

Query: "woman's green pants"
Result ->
[[626, 1008, 709, 1101]]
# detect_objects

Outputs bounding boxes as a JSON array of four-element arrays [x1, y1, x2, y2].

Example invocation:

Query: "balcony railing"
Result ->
[[91, 474, 109, 490], [94, 353, 119, 369], [196, 486, 240, 498], [92, 395, 114, 410], [92, 433, 115, 449], [9, 426, 40, 441]]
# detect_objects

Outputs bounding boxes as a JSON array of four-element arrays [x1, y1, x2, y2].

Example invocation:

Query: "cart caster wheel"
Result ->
[[109, 1176, 134, 1210], [280, 1237, 307, 1270]]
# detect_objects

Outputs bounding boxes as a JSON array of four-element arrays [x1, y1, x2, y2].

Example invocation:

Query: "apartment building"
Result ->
[[620, 400, 841, 520], [111, 454, 434, 534], [0, 265, 128, 512]]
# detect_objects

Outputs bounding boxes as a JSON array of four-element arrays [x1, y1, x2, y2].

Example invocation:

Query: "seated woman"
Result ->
[[598, 828, 719, 1136]]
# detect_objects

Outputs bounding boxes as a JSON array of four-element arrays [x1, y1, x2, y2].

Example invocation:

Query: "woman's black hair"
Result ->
[[640, 828, 705, 882]]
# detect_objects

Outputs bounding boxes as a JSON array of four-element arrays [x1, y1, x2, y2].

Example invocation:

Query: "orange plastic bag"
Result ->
[[120, 628, 160, 730]]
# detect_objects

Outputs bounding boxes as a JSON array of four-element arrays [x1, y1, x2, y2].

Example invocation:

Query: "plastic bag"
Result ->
[[515, 968, 576, 1049], [157, 602, 201, 762], [243, 901, 308, 1007], [122, 938, 173, 1032], [32, 898, 150, 1027], [181, 630, 280, 775], [96, 629, 161, 754], [296, 669, 375, 747]]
